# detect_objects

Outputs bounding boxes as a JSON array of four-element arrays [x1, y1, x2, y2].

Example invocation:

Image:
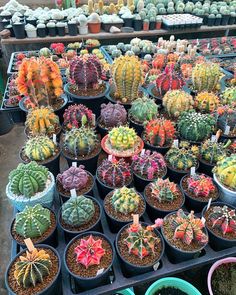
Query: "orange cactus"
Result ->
[[152, 54, 166, 70]]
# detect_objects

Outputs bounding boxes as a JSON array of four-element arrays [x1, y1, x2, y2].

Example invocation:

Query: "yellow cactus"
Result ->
[[88, 0, 94, 13], [108, 126, 138, 151], [98, 0, 104, 14], [109, 3, 116, 14], [195, 92, 220, 113]]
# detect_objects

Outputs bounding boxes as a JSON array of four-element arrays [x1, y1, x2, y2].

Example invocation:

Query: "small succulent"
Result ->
[[108, 126, 138, 151], [150, 178, 179, 203], [221, 87, 236, 106], [215, 106, 236, 136], [186, 174, 216, 198], [195, 92, 220, 113], [100, 103, 127, 129], [200, 139, 227, 165]]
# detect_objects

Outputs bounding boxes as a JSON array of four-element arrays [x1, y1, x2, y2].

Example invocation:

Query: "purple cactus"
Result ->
[[100, 103, 127, 128], [57, 165, 89, 191]]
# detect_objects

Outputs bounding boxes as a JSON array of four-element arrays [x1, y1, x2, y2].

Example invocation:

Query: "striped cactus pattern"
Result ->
[[24, 136, 56, 161]]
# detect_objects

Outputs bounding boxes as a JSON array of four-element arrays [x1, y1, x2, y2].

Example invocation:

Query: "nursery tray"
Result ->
[[205, 54, 236, 76]]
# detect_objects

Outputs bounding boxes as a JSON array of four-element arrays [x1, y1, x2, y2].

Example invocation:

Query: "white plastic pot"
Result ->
[[25, 29, 37, 38], [213, 173, 236, 206], [79, 25, 88, 35]]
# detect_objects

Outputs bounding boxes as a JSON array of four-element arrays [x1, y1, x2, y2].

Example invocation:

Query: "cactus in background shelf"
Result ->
[[24, 136, 56, 161], [100, 103, 127, 128], [9, 162, 49, 198], [200, 139, 227, 165], [150, 178, 179, 203], [112, 55, 142, 103], [14, 249, 52, 288], [195, 92, 219, 113], [216, 106, 236, 136], [187, 174, 216, 198], [162, 90, 194, 118], [221, 87, 236, 106], [14, 204, 51, 238], [108, 126, 138, 151]]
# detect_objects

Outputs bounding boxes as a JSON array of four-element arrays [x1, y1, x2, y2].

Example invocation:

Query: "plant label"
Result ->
[[92, 114, 96, 126], [108, 155, 113, 161], [207, 198, 212, 211], [190, 167, 196, 176], [96, 268, 104, 276], [53, 134, 57, 144], [133, 214, 139, 225], [153, 262, 160, 271], [207, 43, 210, 49], [24, 238, 36, 252], [211, 135, 216, 143], [173, 139, 179, 148], [72, 162, 77, 167], [141, 149, 145, 156], [225, 125, 230, 135], [70, 189, 77, 198], [201, 217, 206, 225]]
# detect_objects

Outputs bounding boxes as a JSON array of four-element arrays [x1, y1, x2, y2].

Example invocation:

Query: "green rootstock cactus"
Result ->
[[9, 162, 49, 198], [14, 204, 51, 238]]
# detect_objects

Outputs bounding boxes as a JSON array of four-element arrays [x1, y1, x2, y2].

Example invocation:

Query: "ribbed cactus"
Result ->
[[178, 110, 216, 142], [69, 54, 102, 91], [61, 195, 95, 226], [195, 92, 220, 113], [112, 55, 142, 103], [192, 62, 221, 92], [9, 162, 49, 198], [100, 103, 127, 128], [14, 249, 52, 288], [162, 90, 194, 118], [108, 126, 138, 151], [216, 106, 236, 136], [14, 204, 51, 238], [111, 186, 140, 214], [24, 136, 56, 161], [200, 139, 227, 164], [221, 87, 236, 106], [213, 154, 236, 190], [150, 178, 179, 203], [144, 118, 176, 147], [129, 96, 158, 124], [26, 107, 60, 136], [64, 126, 98, 156], [187, 174, 216, 198], [57, 165, 89, 191]]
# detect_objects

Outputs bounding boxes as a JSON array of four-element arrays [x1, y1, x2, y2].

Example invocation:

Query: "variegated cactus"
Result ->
[[24, 136, 56, 161]]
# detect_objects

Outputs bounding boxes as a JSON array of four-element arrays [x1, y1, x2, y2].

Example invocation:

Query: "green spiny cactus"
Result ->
[[221, 87, 236, 106], [108, 126, 138, 151], [200, 139, 227, 165], [24, 136, 56, 161]]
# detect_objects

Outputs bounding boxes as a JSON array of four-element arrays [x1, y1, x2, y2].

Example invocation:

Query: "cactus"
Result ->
[[61, 195, 95, 226], [57, 165, 89, 191], [63, 104, 94, 130], [192, 62, 221, 92], [108, 126, 138, 151], [162, 90, 194, 118], [9, 162, 49, 198], [187, 174, 216, 198], [152, 53, 166, 70], [112, 55, 142, 103], [129, 96, 158, 124], [97, 158, 131, 187], [216, 106, 236, 136], [155, 64, 185, 96], [178, 110, 216, 142], [63, 126, 98, 156], [209, 205, 236, 235], [150, 178, 179, 203], [100, 103, 127, 128], [200, 139, 227, 165], [14, 249, 52, 288], [221, 87, 236, 106], [24, 136, 57, 161], [124, 223, 158, 259], [195, 92, 220, 113], [14, 204, 51, 238], [172, 209, 208, 245], [143, 118, 176, 147], [213, 154, 236, 190]]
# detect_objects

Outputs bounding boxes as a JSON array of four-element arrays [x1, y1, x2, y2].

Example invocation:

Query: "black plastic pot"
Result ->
[[96, 116, 109, 138], [68, 23, 78, 35], [229, 16, 236, 25], [215, 18, 222, 26], [133, 19, 143, 31], [115, 222, 165, 276], [0, 112, 13, 135], [207, 17, 215, 26], [129, 116, 144, 136], [166, 161, 199, 183], [64, 231, 114, 291], [26, 19, 37, 26], [147, 83, 162, 105], [198, 157, 214, 177], [221, 15, 230, 25], [12, 23, 25, 39], [7, 109, 26, 124], [122, 18, 133, 28], [149, 21, 156, 30], [142, 135, 171, 156], [102, 22, 123, 32], [133, 169, 167, 192], [5, 24, 14, 37], [5, 244, 62, 295], [57, 26, 66, 36], [48, 27, 57, 36], [37, 27, 47, 37]]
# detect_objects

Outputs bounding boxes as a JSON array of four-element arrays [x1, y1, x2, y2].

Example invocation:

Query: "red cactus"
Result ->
[[187, 174, 215, 198]]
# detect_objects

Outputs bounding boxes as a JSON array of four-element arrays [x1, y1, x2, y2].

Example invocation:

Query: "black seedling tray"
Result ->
[[205, 55, 236, 75]]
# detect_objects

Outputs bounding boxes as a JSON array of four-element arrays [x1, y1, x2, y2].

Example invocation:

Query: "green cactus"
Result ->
[[108, 126, 138, 151], [200, 139, 227, 165], [24, 136, 56, 161], [14, 204, 51, 238], [221, 87, 236, 106]]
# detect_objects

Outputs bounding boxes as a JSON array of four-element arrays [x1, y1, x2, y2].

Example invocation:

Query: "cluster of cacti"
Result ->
[[74, 235, 105, 268], [108, 126, 138, 151], [132, 150, 166, 180], [17, 56, 63, 107], [14, 249, 52, 288], [26, 107, 60, 136], [200, 139, 227, 164], [24, 136, 57, 161], [172, 209, 208, 245], [155, 64, 185, 96], [162, 90, 194, 118], [192, 62, 221, 92], [209, 205, 236, 235], [14, 204, 51, 238], [9, 162, 49, 198], [144, 118, 176, 147], [178, 110, 216, 142], [213, 154, 236, 190], [57, 165, 89, 191], [112, 55, 142, 103], [61, 195, 95, 226], [100, 103, 127, 128], [129, 96, 158, 124], [63, 104, 94, 130], [111, 186, 140, 214], [187, 174, 216, 198], [221, 87, 236, 106], [215, 106, 236, 136], [195, 92, 220, 113], [64, 126, 98, 156], [97, 158, 131, 187], [150, 178, 179, 203], [124, 223, 158, 259], [69, 54, 102, 91]]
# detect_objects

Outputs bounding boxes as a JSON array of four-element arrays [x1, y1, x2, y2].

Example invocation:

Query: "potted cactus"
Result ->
[[56, 165, 95, 203], [133, 14, 143, 31], [207, 14, 216, 26], [78, 14, 88, 35], [221, 87, 236, 106], [156, 16, 162, 30], [64, 232, 114, 290], [195, 92, 220, 113], [215, 106, 236, 139], [88, 13, 101, 33], [47, 22, 57, 36]]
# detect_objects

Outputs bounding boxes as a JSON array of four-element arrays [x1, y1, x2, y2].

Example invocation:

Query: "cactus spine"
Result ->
[[108, 126, 138, 151], [129, 96, 158, 123], [111, 187, 140, 214], [24, 136, 56, 161]]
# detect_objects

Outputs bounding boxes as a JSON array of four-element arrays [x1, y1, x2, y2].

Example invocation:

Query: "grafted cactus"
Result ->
[[200, 139, 227, 164], [187, 174, 216, 198], [215, 106, 236, 136], [150, 178, 179, 203], [100, 103, 127, 128], [24, 136, 56, 161], [221, 87, 236, 106], [108, 126, 138, 151], [195, 92, 219, 113]]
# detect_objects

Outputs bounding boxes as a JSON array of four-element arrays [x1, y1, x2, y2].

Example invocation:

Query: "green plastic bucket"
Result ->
[[145, 277, 202, 295], [117, 289, 135, 295]]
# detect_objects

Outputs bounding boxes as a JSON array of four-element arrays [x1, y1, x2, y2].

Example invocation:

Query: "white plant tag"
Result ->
[[201, 217, 206, 225], [72, 162, 77, 167], [92, 114, 96, 126], [225, 125, 230, 135], [190, 167, 196, 176], [207, 198, 212, 211], [207, 43, 210, 49], [96, 268, 104, 276], [141, 149, 145, 156], [173, 139, 179, 148], [153, 262, 160, 271], [211, 135, 216, 143], [70, 189, 77, 198], [108, 155, 113, 161], [53, 134, 57, 144]]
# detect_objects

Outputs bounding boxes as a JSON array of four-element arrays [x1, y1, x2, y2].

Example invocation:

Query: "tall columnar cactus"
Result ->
[[97, 158, 131, 187], [213, 154, 236, 190], [221, 87, 236, 106], [216, 106, 236, 136], [61, 195, 95, 226], [187, 174, 216, 198], [9, 162, 49, 198], [144, 118, 176, 147], [69, 54, 102, 91], [108, 126, 138, 151], [14, 204, 51, 238], [112, 55, 142, 103], [178, 110, 216, 142], [192, 62, 221, 92], [162, 90, 194, 118], [200, 140, 227, 165], [64, 126, 98, 156], [57, 165, 89, 191], [100, 102, 127, 128], [150, 178, 179, 203], [129, 96, 158, 124], [24, 136, 57, 161], [195, 92, 220, 113], [14, 249, 52, 288]]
